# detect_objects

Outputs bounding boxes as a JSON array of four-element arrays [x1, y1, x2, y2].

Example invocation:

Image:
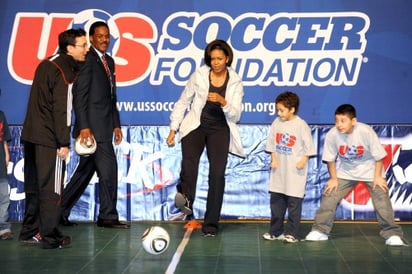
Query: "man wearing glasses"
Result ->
[[19, 28, 88, 249]]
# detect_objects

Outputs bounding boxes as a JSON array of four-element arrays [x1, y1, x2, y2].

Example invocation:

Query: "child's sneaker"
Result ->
[[174, 192, 192, 215], [305, 230, 328, 241], [284, 234, 298, 243], [262, 233, 285, 241], [385, 235, 406, 246]]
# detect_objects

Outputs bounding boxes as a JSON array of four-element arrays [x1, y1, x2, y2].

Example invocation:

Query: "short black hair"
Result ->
[[275, 91, 300, 113], [89, 21, 109, 35], [58, 28, 86, 54], [335, 104, 357, 119], [204, 39, 234, 67]]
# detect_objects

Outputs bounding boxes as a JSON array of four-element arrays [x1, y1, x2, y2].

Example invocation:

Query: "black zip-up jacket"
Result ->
[[21, 53, 79, 149]]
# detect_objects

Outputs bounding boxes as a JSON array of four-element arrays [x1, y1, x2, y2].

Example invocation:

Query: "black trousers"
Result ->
[[61, 141, 119, 221], [178, 124, 230, 231], [19, 142, 65, 246], [269, 192, 303, 238]]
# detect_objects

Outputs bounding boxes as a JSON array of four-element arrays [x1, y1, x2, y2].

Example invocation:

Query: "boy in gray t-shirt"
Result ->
[[263, 91, 316, 243], [305, 104, 406, 246]]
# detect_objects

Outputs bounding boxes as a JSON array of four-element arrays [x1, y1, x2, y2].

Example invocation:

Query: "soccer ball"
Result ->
[[141, 226, 170, 255], [74, 137, 97, 156]]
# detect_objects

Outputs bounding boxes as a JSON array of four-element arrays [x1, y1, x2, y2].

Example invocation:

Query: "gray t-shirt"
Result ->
[[265, 116, 316, 198], [322, 122, 387, 181]]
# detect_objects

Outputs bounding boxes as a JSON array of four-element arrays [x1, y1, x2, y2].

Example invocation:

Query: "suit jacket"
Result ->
[[72, 47, 121, 142]]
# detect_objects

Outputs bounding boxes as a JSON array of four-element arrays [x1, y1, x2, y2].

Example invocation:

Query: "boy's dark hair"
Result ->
[[335, 104, 357, 119], [89, 21, 109, 35], [204, 39, 233, 67], [275, 91, 300, 113], [58, 28, 86, 54]]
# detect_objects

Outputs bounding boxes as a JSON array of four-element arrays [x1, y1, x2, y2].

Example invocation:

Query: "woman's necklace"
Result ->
[[210, 70, 227, 87]]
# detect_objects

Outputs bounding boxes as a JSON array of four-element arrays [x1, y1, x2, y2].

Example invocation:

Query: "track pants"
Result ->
[[19, 142, 65, 247]]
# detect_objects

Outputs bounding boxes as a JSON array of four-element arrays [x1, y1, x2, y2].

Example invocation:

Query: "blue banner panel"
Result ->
[[6, 125, 412, 221], [1, 0, 412, 125]]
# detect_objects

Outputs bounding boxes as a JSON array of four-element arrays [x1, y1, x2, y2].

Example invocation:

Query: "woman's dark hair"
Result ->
[[58, 28, 86, 54], [204, 39, 234, 67]]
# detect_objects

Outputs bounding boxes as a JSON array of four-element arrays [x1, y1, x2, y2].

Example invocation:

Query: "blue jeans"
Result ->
[[311, 178, 403, 240], [0, 179, 11, 234]]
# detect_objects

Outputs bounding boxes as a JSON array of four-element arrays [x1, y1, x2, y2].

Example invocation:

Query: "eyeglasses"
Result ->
[[73, 43, 88, 49]]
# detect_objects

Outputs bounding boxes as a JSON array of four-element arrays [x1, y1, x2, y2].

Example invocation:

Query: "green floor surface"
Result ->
[[1, 221, 411, 274]]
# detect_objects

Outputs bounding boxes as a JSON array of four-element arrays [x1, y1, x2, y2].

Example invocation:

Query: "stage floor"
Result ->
[[1, 221, 411, 274]]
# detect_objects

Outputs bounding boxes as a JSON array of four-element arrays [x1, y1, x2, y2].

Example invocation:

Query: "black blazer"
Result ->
[[72, 47, 121, 142]]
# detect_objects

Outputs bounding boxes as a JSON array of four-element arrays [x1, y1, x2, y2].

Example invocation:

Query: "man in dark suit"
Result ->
[[61, 21, 129, 229]]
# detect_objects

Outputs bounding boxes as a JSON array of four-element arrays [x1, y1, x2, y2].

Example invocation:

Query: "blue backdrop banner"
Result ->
[[0, 0, 411, 125]]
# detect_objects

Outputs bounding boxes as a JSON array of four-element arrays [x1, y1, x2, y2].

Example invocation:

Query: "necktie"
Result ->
[[101, 54, 111, 79]]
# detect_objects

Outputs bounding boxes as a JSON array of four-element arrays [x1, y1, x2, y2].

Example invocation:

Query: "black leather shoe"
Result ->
[[96, 219, 130, 229], [41, 235, 72, 249], [60, 216, 78, 226]]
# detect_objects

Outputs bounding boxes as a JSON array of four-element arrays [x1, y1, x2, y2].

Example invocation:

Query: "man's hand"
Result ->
[[114, 127, 122, 145], [57, 146, 70, 160], [79, 128, 95, 147]]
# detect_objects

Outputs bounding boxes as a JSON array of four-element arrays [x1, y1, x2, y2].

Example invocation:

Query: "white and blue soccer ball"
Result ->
[[141, 226, 170, 255]]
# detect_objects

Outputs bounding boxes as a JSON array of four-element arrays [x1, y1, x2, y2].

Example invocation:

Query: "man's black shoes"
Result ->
[[96, 219, 130, 229], [60, 216, 78, 226], [41, 235, 72, 249]]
